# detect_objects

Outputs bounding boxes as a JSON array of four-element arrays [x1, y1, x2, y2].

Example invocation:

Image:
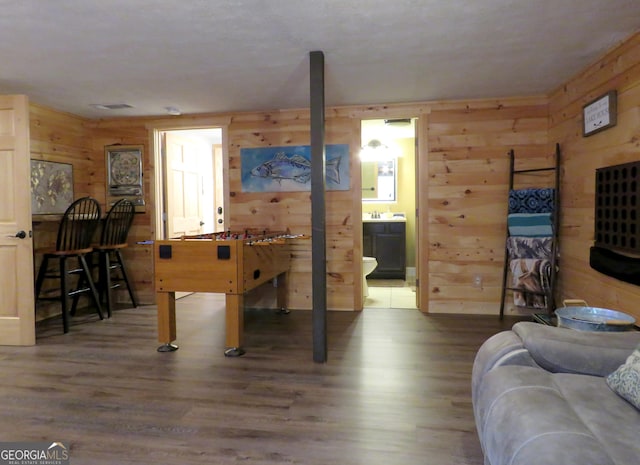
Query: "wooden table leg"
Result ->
[[157, 291, 178, 352], [224, 293, 245, 357]]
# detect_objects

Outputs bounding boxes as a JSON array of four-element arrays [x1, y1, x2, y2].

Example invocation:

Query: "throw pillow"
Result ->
[[606, 345, 640, 410]]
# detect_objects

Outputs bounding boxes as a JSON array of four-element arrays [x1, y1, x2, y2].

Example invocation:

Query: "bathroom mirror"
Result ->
[[362, 158, 396, 202]]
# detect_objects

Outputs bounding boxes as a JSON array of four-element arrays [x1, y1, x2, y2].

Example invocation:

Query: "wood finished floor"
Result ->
[[2, 294, 522, 464]]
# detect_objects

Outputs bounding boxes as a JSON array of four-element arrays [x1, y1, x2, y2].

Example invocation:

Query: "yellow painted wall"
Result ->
[[397, 138, 416, 268]]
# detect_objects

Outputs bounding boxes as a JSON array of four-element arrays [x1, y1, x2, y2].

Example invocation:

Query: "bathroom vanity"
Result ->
[[363, 217, 406, 279]]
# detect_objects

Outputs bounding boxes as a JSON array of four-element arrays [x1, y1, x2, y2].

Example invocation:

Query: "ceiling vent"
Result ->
[[90, 103, 134, 110], [384, 118, 412, 126]]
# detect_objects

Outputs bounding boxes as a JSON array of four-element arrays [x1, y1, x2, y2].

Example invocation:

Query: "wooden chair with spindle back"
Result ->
[[92, 198, 138, 317], [35, 197, 104, 333]]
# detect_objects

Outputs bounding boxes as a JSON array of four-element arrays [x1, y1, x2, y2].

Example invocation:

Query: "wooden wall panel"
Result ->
[[88, 120, 155, 305], [85, 111, 361, 311], [549, 31, 640, 322], [29, 105, 97, 319], [29, 30, 640, 318], [29, 105, 95, 196], [426, 97, 550, 315], [30, 108, 155, 308], [227, 111, 359, 311], [79, 97, 550, 315]]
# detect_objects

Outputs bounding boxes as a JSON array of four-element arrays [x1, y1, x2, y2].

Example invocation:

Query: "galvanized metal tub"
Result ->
[[555, 300, 636, 332]]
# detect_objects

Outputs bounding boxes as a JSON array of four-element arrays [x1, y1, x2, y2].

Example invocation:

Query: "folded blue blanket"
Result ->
[[508, 213, 553, 237], [508, 188, 555, 214]]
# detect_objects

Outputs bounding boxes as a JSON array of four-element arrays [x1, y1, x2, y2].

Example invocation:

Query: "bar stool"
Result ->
[[93, 198, 137, 317], [35, 197, 104, 333]]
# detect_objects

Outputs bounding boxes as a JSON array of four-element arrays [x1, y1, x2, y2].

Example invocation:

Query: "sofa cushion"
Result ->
[[606, 345, 640, 411], [471, 329, 539, 404], [554, 373, 640, 465], [512, 322, 640, 376], [475, 366, 616, 465]]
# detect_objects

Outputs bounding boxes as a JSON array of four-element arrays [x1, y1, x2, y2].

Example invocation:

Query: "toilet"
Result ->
[[362, 256, 378, 297]]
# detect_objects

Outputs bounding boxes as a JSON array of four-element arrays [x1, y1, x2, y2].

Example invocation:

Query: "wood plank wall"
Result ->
[[81, 99, 550, 315], [227, 110, 360, 311], [29, 106, 157, 311], [88, 120, 156, 304], [549, 31, 640, 322], [86, 110, 363, 311], [425, 97, 550, 314], [29, 105, 96, 319], [28, 30, 639, 318], [30, 104, 96, 197]]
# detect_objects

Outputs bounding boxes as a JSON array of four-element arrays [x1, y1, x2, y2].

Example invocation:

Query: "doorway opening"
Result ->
[[361, 118, 418, 309], [153, 127, 226, 240], [152, 125, 227, 300]]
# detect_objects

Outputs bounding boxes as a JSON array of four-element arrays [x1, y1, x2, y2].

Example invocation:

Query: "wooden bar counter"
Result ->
[[154, 231, 296, 356]]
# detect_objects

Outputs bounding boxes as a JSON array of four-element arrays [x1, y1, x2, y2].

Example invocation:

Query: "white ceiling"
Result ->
[[1, 0, 638, 119]]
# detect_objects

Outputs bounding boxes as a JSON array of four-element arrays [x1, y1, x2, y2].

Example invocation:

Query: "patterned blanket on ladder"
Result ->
[[509, 258, 552, 309]]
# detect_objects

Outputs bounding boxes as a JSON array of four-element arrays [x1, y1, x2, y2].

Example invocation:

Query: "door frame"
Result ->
[[148, 117, 230, 241], [415, 115, 429, 313], [358, 115, 423, 311]]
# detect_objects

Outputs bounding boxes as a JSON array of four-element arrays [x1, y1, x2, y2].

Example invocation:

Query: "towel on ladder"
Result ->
[[506, 236, 553, 260], [508, 188, 555, 214], [509, 258, 552, 308], [508, 213, 553, 237]]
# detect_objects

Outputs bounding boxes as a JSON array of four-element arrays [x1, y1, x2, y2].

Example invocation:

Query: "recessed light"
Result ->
[[164, 106, 181, 116]]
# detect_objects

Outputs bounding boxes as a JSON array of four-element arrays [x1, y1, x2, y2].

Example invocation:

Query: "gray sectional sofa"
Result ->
[[472, 321, 640, 465]]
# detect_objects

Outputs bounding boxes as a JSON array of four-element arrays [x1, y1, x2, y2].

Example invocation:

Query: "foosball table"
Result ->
[[154, 230, 301, 356]]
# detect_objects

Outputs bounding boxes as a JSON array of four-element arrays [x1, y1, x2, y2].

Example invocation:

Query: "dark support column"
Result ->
[[309, 50, 327, 363]]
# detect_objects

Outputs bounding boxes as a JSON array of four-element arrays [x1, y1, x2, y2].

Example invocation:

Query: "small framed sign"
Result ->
[[583, 90, 617, 137]]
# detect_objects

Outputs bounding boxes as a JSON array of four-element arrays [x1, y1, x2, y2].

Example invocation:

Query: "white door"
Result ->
[[165, 132, 205, 237], [0, 95, 35, 345]]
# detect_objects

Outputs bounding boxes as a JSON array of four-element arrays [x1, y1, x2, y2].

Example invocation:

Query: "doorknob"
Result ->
[[200, 221, 205, 226], [217, 206, 223, 214], [6, 230, 27, 239]]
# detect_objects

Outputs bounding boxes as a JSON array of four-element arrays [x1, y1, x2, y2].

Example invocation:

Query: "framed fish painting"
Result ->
[[240, 144, 350, 192]]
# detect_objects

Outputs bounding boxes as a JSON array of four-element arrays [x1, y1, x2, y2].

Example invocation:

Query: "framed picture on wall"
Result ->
[[30, 160, 74, 214], [105, 144, 145, 208], [106, 145, 143, 188], [583, 90, 617, 137]]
